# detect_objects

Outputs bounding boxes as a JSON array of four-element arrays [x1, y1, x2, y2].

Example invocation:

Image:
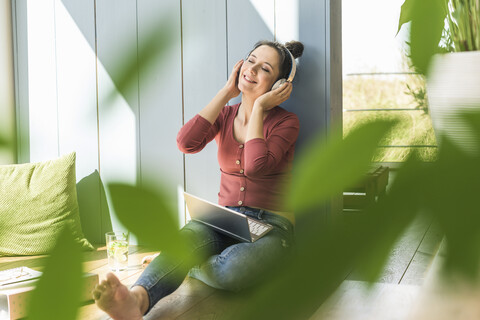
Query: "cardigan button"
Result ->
[[236, 160, 241, 165], [238, 200, 243, 205], [239, 144, 244, 148], [240, 187, 245, 192], [240, 169, 244, 174]]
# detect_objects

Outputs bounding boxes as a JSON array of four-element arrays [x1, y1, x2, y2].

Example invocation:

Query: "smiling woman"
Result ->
[[93, 40, 304, 320]]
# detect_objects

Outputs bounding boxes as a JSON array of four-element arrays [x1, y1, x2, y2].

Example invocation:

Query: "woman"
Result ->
[[93, 40, 304, 320]]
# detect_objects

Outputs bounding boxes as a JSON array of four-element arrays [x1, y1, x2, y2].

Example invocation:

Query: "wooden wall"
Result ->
[[0, 0, 16, 165], [11, 0, 341, 244]]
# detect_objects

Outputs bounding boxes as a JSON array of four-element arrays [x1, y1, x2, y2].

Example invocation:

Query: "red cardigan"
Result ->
[[177, 103, 299, 212]]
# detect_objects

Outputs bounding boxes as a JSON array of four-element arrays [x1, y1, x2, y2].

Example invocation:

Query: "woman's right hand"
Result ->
[[223, 59, 244, 99]]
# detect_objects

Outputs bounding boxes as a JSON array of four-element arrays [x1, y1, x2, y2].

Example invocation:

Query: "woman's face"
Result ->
[[238, 45, 281, 96]]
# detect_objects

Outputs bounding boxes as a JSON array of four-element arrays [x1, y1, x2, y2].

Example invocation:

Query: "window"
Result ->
[[342, 0, 437, 162]]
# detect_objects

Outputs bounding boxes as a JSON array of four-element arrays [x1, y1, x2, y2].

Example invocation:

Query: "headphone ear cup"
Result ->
[[272, 78, 286, 91]]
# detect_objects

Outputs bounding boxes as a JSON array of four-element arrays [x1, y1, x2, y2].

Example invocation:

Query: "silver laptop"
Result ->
[[184, 192, 273, 242]]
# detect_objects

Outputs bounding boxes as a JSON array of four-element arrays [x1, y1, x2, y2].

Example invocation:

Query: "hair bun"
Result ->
[[285, 41, 304, 59]]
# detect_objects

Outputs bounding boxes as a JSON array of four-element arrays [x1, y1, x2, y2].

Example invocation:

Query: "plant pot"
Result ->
[[427, 51, 480, 155]]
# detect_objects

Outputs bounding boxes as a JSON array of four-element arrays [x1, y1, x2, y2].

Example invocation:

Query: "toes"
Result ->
[[106, 272, 121, 287], [98, 279, 109, 289], [92, 282, 108, 301], [97, 282, 108, 291], [92, 289, 102, 300]]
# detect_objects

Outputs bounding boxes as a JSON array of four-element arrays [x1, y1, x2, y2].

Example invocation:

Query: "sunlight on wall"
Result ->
[[249, 0, 275, 37], [97, 61, 137, 183], [27, 0, 59, 162], [248, 0, 300, 42], [55, 1, 98, 180], [276, 0, 300, 43], [97, 59, 139, 238]]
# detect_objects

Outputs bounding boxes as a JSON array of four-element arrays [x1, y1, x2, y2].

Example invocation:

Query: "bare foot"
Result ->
[[93, 272, 143, 320]]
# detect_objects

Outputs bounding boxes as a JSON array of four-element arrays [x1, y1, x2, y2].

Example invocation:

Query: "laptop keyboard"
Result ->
[[248, 219, 269, 236]]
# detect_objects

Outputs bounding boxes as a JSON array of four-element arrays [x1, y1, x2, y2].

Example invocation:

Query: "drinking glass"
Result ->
[[106, 231, 129, 271]]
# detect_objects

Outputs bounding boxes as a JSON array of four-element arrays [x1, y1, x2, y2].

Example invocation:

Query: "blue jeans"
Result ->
[[133, 206, 295, 314]]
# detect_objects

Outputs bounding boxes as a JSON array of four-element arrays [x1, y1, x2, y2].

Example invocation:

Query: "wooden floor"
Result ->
[[0, 172, 446, 319], [311, 215, 443, 320], [310, 168, 444, 320], [145, 215, 443, 320], [0, 216, 443, 320], [124, 216, 442, 320], [347, 215, 443, 286], [0, 245, 159, 320]]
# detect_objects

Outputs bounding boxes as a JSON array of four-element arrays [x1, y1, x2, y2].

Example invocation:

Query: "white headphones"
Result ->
[[271, 48, 297, 90]]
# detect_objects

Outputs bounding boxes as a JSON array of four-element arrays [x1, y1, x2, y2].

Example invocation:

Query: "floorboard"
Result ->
[[0, 167, 447, 319], [378, 216, 432, 284], [145, 277, 222, 320], [347, 215, 439, 285], [310, 280, 420, 320], [400, 220, 443, 285]]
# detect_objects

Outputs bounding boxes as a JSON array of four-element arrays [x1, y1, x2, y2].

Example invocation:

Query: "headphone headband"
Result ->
[[284, 47, 297, 82]]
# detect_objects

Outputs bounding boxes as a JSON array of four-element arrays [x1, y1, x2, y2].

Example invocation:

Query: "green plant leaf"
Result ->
[[409, 0, 447, 74], [422, 112, 480, 279], [107, 183, 188, 260], [27, 227, 83, 320], [0, 135, 9, 147], [397, 0, 415, 35], [353, 157, 425, 281], [234, 143, 457, 320], [233, 161, 421, 319], [288, 119, 397, 213]]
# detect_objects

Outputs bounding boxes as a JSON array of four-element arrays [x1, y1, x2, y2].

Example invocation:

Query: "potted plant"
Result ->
[[398, 0, 480, 155]]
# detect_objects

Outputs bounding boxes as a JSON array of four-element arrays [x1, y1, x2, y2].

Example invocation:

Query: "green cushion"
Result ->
[[0, 152, 94, 256]]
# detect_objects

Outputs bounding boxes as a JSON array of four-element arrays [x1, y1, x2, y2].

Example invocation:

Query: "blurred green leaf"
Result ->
[[0, 135, 9, 147], [397, 0, 415, 35], [234, 188, 420, 319], [289, 119, 397, 212], [409, 0, 447, 74], [234, 121, 431, 320], [243, 111, 480, 320], [354, 156, 425, 281], [28, 227, 83, 320], [423, 112, 480, 279], [107, 183, 188, 260]]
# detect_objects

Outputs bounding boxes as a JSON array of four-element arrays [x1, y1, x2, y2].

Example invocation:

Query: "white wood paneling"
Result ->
[[284, 0, 328, 148], [275, 0, 300, 43], [96, 0, 139, 239], [227, 0, 275, 106], [26, 0, 59, 162], [0, 0, 16, 164], [275, 0, 302, 125], [276, 0, 343, 233], [182, 0, 228, 204], [11, 0, 340, 243], [137, 0, 185, 224], [54, 0, 102, 243], [276, 0, 329, 233], [11, 0, 30, 164]]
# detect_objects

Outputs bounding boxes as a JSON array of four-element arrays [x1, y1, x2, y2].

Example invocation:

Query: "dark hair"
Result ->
[[249, 40, 304, 80]]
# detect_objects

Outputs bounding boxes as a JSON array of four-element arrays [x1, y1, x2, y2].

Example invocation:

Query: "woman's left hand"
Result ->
[[254, 82, 293, 112]]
